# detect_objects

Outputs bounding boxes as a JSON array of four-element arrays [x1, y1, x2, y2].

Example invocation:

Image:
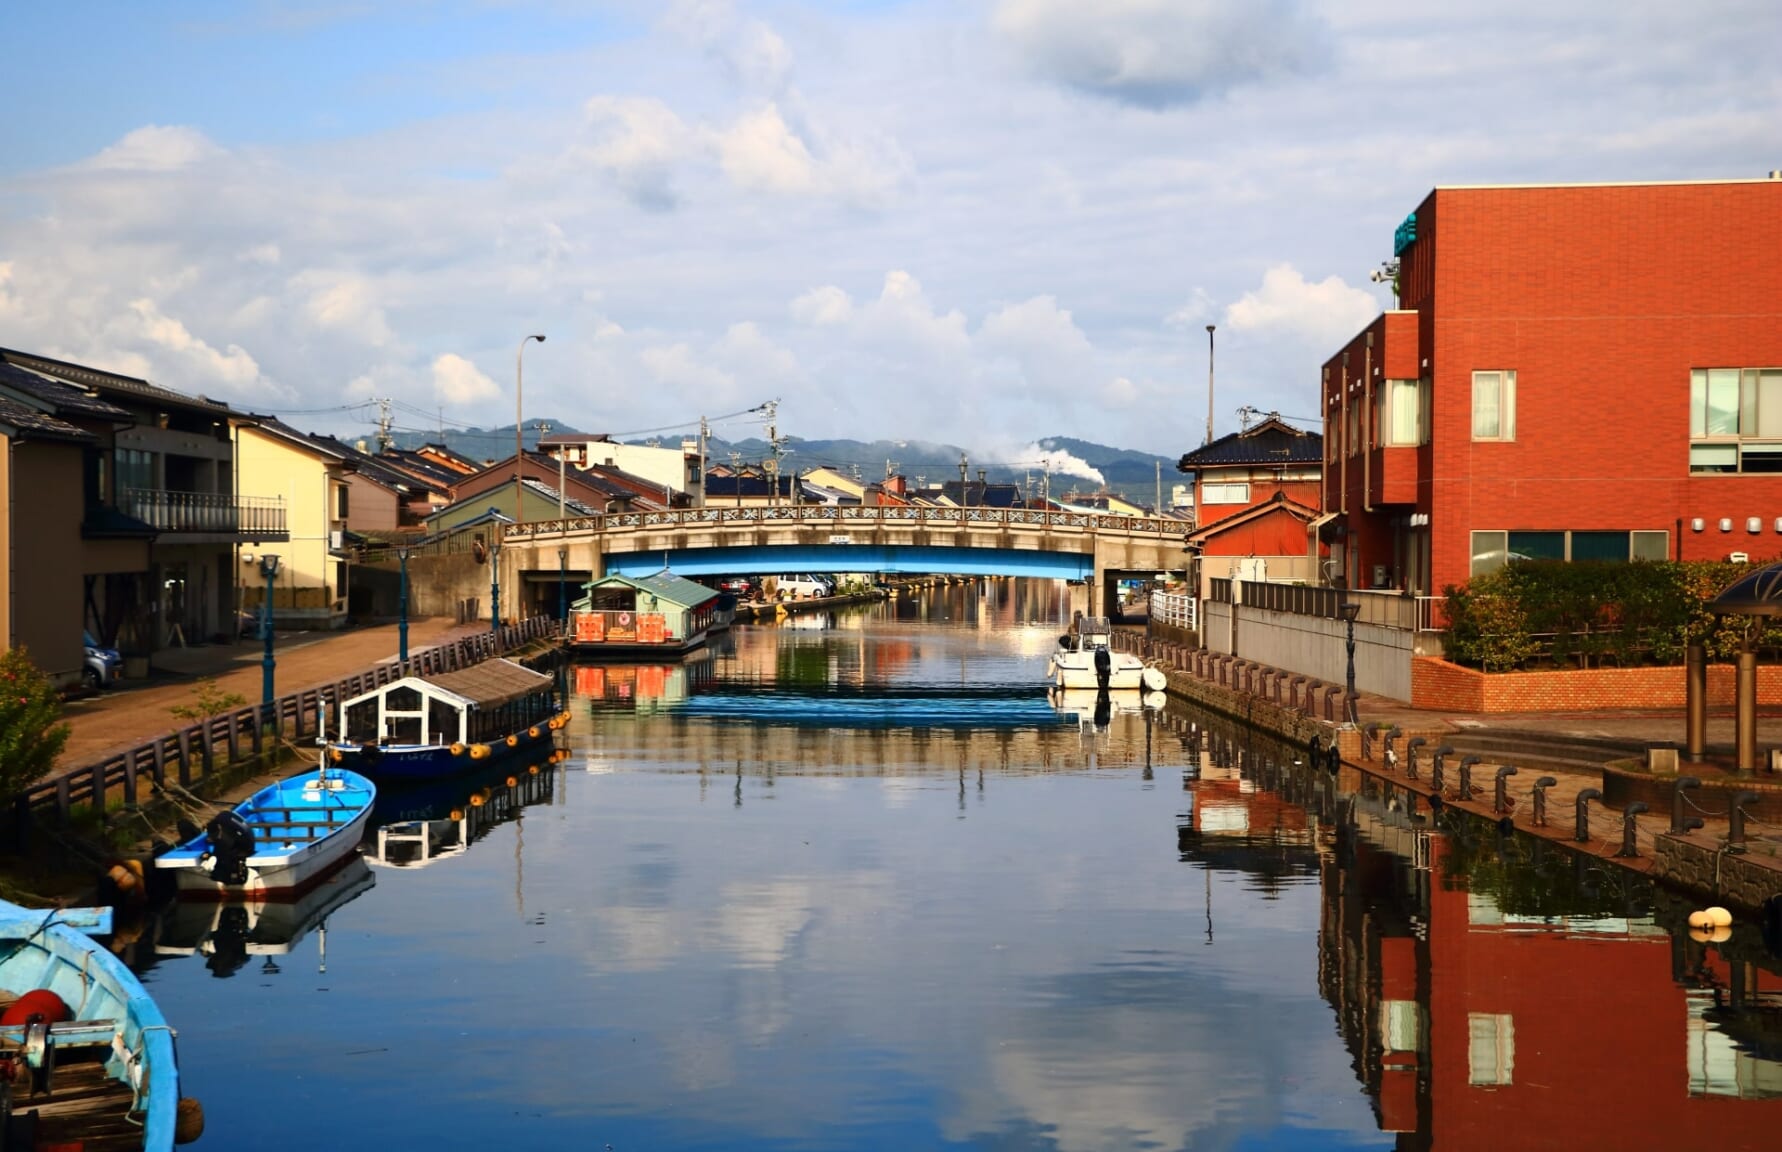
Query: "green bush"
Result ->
[[1442, 558, 1782, 672], [0, 647, 71, 794]]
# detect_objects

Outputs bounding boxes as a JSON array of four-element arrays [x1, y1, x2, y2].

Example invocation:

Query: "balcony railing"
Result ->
[[121, 488, 287, 538], [1149, 590, 1197, 632]]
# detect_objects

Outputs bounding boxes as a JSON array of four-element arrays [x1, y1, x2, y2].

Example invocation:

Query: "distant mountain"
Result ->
[[387, 423, 1179, 506]]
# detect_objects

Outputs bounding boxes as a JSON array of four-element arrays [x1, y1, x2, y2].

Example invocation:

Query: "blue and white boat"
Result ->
[[0, 899, 195, 1149], [154, 768, 376, 899], [324, 659, 566, 782]]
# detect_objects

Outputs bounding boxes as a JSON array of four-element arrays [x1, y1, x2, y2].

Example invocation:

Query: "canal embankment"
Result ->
[[1116, 628, 1782, 916]]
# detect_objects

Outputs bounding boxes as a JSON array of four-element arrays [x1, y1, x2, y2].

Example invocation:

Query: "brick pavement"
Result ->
[[54, 618, 487, 770]]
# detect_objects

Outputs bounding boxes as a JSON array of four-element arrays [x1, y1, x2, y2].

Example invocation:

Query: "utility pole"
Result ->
[[1042, 460, 1051, 509], [976, 468, 986, 507], [375, 398, 395, 453], [1205, 324, 1216, 447], [729, 451, 742, 508], [1155, 460, 1162, 514], [696, 416, 709, 508], [958, 452, 968, 504], [762, 400, 782, 508]]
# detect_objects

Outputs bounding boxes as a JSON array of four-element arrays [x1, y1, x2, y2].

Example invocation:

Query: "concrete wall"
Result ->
[[1205, 602, 1413, 701]]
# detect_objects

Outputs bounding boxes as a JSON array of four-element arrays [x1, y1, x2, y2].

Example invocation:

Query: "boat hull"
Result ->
[[154, 769, 376, 901], [326, 712, 564, 782], [0, 900, 181, 1151], [1048, 654, 1149, 691]]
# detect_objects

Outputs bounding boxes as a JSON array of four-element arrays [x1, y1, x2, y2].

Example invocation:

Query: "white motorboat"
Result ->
[[1047, 617, 1167, 692], [154, 768, 375, 899]]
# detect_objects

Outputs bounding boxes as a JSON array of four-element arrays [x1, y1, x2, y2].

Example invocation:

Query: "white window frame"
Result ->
[[1201, 482, 1250, 505], [1689, 366, 1782, 474], [1381, 378, 1427, 447], [1471, 529, 1671, 576], [1472, 371, 1516, 441]]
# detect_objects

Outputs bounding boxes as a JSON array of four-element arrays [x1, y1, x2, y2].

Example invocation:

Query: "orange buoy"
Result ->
[[450, 743, 465, 757], [506, 776, 518, 788], [470, 744, 490, 760], [529, 726, 540, 738], [506, 734, 519, 747], [2, 989, 69, 1027], [449, 808, 465, 821], [329, 748, 343, 764], [176, 1096, 206, 1143], [528, 764, 540, 775], [469, 793, 486, 808]]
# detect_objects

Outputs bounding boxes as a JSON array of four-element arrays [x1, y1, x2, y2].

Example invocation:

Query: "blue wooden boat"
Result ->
[[325, 658, 566, 782], [0, 899, 195, 1149], [154, 768, 376, 899]]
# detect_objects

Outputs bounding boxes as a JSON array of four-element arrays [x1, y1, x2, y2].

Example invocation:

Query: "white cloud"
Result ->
[[640, 342, 737, 394], [431, 353, 500, 404], [711, 103, 908, 204], [717, 321, 799, 381], [83, 125, 224, 171], [1021, 441, 1105, 485], [579, 96, 694, 211], [789, 285, 853, 327], [0, 262, 17, 318], [666, 0, 794, 92], [295, 271, 394, 348], [1223, 264, 1379, 347], [715, 104, 818, 194], [994, 0, 1329, 108], [1164, 289, 1217, 330], [118, 298, 273, 396]]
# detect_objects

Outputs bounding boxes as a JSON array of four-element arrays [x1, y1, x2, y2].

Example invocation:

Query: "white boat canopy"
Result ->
[[336, 658, 554, 746]]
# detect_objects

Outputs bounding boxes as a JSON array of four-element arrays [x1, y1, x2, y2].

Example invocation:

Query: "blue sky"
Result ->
[[3, 1, 1778, 470]]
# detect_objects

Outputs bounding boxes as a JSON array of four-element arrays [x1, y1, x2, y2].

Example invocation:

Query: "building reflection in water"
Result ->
[[1181, 718, 1782, 1149]]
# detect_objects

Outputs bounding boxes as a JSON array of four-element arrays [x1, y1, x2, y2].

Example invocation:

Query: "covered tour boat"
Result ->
[[565, 569, 730, 659], [326, 658, 568, 781]]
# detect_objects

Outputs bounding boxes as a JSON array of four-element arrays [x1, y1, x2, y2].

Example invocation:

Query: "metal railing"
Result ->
[[8, 615, 559, 839], [1414, 596, 1446, 633], [1208, 578, 1421, 630], [1149, 590, 1197, 632], [120, 488, 287, 537], [504, 505, 1183, 540]]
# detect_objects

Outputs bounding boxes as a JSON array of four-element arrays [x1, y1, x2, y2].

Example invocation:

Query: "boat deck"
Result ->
[[0, 995, 144, 1151]]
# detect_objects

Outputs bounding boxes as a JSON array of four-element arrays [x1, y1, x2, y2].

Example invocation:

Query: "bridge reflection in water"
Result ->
[[1176, 717, 1782, 1150]]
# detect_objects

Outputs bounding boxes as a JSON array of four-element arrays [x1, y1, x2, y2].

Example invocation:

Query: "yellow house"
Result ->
[[236, 418, 354, 629]]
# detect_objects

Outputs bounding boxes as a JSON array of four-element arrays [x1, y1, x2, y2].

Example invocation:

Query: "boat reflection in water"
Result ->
[[151, 856, 376, 979], [361, 750, 565, 869], [1178, 720, 1782, 1149]]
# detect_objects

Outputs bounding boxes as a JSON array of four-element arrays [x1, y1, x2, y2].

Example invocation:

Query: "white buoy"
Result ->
[[1141, 667, 1168, 693], [1705, 906, 1733, 928], [1688, 910, 1712, 929]]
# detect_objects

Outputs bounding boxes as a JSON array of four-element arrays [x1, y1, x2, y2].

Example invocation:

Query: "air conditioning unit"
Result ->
[[1728, 551, 1750, 563]]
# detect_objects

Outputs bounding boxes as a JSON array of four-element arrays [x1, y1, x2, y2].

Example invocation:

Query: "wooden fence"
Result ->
[[11, 616, 559, 839]]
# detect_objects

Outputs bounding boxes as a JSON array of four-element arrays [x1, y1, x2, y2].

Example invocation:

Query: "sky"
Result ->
[[2, 0, 1777, 467]]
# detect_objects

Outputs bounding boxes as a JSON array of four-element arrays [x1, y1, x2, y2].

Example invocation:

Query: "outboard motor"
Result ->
[[1093, 688, 1112, 730], [1094, 645, 1112, 691], [204, 810, 254, 886]]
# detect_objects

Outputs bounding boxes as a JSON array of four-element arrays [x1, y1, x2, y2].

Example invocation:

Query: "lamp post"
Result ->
[[259, 553, 281, 721], [1205, 324, 1216, 447], [395, 546, 411, 663], [489, 536, 503, 635], [557, 546, 568, 629], [1338, 598, 1360, 727], [514, 333, 546, 524]]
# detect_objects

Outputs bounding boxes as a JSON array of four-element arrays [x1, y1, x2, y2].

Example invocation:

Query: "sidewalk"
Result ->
[[55, 618, 488, 769]]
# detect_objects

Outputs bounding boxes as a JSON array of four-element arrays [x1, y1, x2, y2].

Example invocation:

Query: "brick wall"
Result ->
[[1412, 656, 1782, 712]]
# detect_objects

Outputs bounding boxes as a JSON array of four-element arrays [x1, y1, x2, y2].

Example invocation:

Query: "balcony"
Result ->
[[121, 488, 288, 541]]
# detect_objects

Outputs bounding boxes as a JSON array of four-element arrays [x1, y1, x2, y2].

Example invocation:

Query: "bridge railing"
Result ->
[[504, 505, 1186, 540]]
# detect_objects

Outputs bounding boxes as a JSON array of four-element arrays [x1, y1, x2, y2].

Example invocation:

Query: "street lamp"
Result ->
[[258, 553, 281, 721], [557, 546, 568, 630], [1205, 324, 1216, 447], [514, 333, 546, 524], [1338, 598, 1361, 727], [395, 546, 411, 663], [489, 534, 503, 635]]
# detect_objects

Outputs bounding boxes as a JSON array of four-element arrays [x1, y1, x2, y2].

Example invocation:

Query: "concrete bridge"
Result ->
[[498, 505, 1188, 616]]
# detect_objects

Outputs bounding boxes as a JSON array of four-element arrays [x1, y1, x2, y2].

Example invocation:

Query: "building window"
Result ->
[[1689, 367, 1782, 473], [114, 447, 155, 495], [1347, 403, 1360, 455], [336, 483, 350, 519], [1381, 378, 1427, 446], [1472, 529, 1671, 575], [1468, 1013, 1515, 1086], [1472, 371, 1516, 441], [1202, 482, 1250, 505]]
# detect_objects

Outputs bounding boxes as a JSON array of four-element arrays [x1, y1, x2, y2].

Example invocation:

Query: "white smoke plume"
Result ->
[[1011, 441, 1105, 486]]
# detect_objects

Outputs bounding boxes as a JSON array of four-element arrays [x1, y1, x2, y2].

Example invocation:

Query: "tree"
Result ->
[[0, 647, 71, 794], [168, 678, 248, 724]]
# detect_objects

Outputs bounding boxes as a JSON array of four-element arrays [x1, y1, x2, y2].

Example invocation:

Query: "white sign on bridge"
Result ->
[[828, 534, 852, 544]]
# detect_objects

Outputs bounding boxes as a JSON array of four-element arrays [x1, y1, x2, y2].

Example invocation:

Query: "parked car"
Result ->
[[770, 574, 832, 599], [82, 630, 122, 690], [718, 577, 754, 596]]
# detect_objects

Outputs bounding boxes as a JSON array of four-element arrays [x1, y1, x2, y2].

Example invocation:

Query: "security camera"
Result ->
[[242, 551, 256, 565], [1369, 268, 1390, 283]]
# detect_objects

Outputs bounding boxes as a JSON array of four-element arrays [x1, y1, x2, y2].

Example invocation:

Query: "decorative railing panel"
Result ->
[[504, 506, 1181, 540], [120, 488, 287, 537]]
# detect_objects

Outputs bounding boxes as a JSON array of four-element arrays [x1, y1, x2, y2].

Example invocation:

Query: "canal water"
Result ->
[[126, 581, 1782, 1150]]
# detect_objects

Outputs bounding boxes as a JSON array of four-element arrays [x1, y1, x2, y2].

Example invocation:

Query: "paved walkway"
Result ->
[[55, 618, 487, 769]]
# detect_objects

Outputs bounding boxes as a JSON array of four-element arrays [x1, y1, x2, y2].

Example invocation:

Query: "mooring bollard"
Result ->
[[1494, 765, 1519, 814], [1405, 736, 1426, 779], [1458, 755, 1482, 801], [1327, 740, 1343, 774], [1381, 726, 1402, 767], [1670, 776, 1704, 835], [1575, 787, 1603, 842], [1532, 776, 1558, 826], [1618, 801, 1650, 858], [1728, 790, 1760, 850], [1432, 745, 1454, 792]]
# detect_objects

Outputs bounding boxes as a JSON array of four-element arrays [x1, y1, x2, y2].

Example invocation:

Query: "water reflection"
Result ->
[[149, 857, 376, 979], [362, 752, 563, 869]]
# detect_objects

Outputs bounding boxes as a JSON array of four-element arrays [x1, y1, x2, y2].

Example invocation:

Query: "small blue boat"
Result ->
[[0, 899, 195, 1149], [154, 768, 376, 899], [324, 658, 565, 782]]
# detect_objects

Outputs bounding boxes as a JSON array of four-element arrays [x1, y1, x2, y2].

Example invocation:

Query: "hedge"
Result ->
[[1441, 559, 1782, 672]]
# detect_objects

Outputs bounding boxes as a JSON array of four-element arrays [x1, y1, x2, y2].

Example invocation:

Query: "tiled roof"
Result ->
[[420, 658, 554, 709], [0, 394, 94, 442], [0, 348, 236, 418], [1177, 416, 1322, 471], [586, 569, 720, 610], [0, 360, 133, 420]]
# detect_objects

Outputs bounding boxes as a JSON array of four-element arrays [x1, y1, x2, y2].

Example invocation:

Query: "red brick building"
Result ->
[[1322, 176, 1782, 598]]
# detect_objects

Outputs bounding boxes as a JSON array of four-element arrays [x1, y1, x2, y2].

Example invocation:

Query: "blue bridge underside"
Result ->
[[604, 544, 1092, 581]]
